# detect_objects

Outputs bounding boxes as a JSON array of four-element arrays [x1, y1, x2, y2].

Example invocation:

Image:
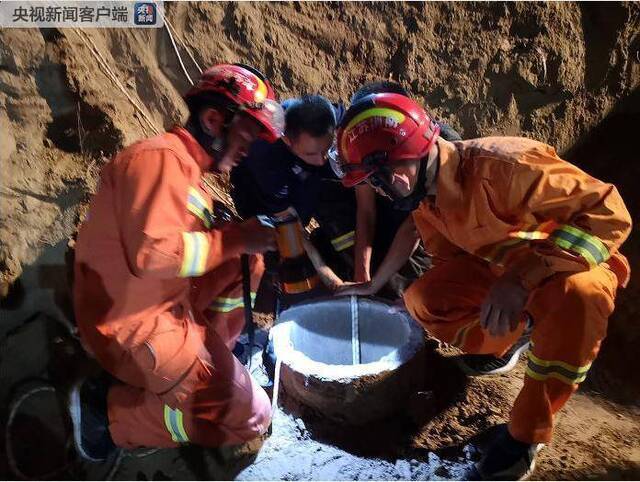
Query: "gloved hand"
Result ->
[[224, 217, 277, 254], [480, 271, 530, 337]]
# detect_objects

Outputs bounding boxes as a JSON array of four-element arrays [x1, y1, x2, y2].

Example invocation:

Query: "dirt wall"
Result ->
[[1, 1, 639, 392]]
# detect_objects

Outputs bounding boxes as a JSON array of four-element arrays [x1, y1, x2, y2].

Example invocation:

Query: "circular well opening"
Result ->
[[272, 297, 423, 379]]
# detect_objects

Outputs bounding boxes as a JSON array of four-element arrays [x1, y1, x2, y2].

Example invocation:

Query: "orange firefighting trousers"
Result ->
[[404, 252, 618, 444], [104, 256, 270, 449]]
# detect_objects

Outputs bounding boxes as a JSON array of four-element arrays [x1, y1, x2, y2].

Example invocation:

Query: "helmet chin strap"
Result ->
[[390, 158, 429, 211], [388, 144, 439, 212], [188, 113, 233, 171], [369, 157, 430, 212]]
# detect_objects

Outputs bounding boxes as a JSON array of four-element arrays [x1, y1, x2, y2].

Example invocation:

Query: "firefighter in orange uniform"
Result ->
[[335, 93, 631, 480], [70, 64, 285, 461]]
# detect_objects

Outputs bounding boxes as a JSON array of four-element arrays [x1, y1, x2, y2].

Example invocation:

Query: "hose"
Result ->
[[6, 384, 72, 480]]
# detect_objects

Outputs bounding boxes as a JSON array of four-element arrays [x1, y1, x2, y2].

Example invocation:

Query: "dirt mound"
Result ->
[[1, 2, 639, 479]]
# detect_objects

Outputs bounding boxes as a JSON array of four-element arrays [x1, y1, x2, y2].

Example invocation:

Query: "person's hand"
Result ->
[[480, 272, 530, 337], [225, 217, 277, 254], [353, 271, 371, 283], [334, 280, 377, 297]]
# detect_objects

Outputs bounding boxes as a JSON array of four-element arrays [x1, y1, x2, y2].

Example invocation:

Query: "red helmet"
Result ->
[[184, 63, 284, 142], [336, 93, 440, 187]]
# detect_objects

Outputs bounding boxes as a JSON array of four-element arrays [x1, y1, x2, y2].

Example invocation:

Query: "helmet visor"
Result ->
[[328, 144, 345, 179]]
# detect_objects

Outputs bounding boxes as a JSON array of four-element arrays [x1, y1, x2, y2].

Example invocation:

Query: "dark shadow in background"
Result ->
[[578, 3, 635, 92], [563, 86, 640, 407]]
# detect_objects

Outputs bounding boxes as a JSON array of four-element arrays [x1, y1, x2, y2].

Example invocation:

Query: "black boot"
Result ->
[[469, 424, 544, 480], [68, 373, 118, 462], [457, 317, 532, 376]]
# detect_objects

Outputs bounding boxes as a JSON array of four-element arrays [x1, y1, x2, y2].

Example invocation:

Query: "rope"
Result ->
[[270, 357, 283, 432], [160, 10, 203, 74], [104, 450, 124, 480], [350, 295, 361, 365], [159, 10, 193, 86], [71, 29, 161, 136]]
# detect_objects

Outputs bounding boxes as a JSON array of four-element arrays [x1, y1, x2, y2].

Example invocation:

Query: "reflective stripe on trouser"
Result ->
[[107, 318, 271, 448], [164, 405, 189, 443], [191, 255, 265, 350], [525, 343, 591, 385], [208, 293, 257, 313], [404, 253, 617, 444], [105, 256, 271, 449]]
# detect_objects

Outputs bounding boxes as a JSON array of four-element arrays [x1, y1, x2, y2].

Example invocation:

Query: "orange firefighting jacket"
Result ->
[[74, 127, 245, 369], [412, 137, 632, 289]]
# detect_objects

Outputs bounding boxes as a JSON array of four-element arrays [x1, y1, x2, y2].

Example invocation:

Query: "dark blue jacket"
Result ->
[[230, 101, 345, 225]]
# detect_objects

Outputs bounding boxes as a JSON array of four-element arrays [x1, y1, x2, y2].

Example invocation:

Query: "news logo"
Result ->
[[1, 1, 164, 28], [134, 2, 156, 25]]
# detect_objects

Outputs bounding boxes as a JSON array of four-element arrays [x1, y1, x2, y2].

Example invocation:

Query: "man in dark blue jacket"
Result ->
[[231, 95, 355, 284], [230, 95, 350, 377]]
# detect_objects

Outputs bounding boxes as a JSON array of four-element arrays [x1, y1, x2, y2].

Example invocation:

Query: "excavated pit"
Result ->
[[271, 297, 426, 425]]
